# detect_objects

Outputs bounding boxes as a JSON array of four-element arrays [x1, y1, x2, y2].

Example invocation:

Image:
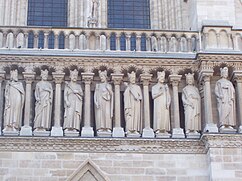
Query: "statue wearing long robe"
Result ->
[[124, 84, 142, 133], [34, 80, 53, 130], [64, 81, 83, 131], [215, 77, 236, 127], [182, 85, 201, 132], [4, 80, 25, 130], [94, 82, 113, 131], [152, 83, 171, 132]]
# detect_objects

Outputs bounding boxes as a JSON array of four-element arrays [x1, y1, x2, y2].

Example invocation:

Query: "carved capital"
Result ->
[[199, 70, 214, 83], [169, 74, 182, 87], [232, 71, 242, 84], [82, 73, 94, 84], [52, 72, 65, 84], [140, 74, 152, 86], [111, 73, 124, 85], [23, 72, 36, 84]]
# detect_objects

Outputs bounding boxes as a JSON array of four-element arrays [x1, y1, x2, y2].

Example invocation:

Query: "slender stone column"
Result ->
[[20, 71, 36, 136], [169, 74, 185, 138], [106, 35, 110, 50], [232, 71, 242, 133], [75, 35, 79, 49], [34, 33, 38, 49], [81, 72, 94, 137], [13, 34, 17, 48], [23, 33, 28, 48], [96, 35, 100, 50], [116, 35, 120, 51], [65, 35, 69, 49], [54, 34, 59, 49], [126, 35, 131, 51], [199, 70, 218, 132], [51, 72, 65, 136], [136, 36, 141, 51], [44, 32, 48, 49], [2, 33, 7, 48], [111, 73, 125, 137], [141, 74, 154, 138], [146, 37, 151, 51], [0, 71, 5, 135]]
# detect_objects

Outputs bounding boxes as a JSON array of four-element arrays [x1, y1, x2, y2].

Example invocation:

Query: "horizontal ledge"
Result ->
[[0, 136, 205, 154]]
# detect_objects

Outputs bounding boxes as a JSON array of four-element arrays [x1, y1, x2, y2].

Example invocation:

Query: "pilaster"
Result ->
[[169, 74, 185, 138], [51, 72, 65, 136], [140, 74, 154, 138], [111, 73, 125, 137], [81, 72, 95, 137]]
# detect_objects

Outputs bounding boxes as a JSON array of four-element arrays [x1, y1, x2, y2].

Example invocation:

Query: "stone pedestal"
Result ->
[[3, 130, 19, 136], [97, 130, 112, 137], [81, 127, 94, 137], [20, 126, 32, 136], [33, 130, 50, 137], [186, 132, 201, 139], [239, 126, 242, 133], [219, 127, 237, 134], [51, 127, 64, 136], [142, 127, 155, 138], [204, 123, 219, 133], [112, 127, 125, 137], [64, 130, 80, 137], [172, 128, 185, 138], [156, 132, 171, 138], [126, 132, 141, 138]]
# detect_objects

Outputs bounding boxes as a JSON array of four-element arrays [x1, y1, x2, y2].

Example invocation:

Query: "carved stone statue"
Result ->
[[3, 69, 25, 132], [124, 71, 142, 136], [215, 67, 236, 129], [182, 73, 201, 134], [152, 71, 171, 135], [94, 70, 113, 135], [33, 69, 53, 131], [64, 69, 83, 133]]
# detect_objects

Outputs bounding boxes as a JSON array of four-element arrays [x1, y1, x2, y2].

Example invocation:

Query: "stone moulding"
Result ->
[[202, 134, 242, 150], [0, 137, 206, 154]]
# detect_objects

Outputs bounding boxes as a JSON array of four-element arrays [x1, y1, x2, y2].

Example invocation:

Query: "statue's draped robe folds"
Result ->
[[4, 81, 25, 128], [34, 81, 53, 130], [152, 83, 170, 132], [215, 78, 236, 126], [124, 84, 142, 132], [64, 82, 83, 130], [182, 85, 201, 131], [94, 83, 113, 130]]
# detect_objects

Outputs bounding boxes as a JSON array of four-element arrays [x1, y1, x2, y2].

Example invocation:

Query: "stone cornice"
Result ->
[[0, 137, 206, 154], [201, 134, 242, 150]]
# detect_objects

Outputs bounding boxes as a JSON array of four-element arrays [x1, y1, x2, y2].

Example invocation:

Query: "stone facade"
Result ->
[[0, 0, 242, 181]]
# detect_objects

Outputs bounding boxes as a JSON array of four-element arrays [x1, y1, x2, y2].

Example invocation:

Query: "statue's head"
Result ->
[[220, 67, 228, 78], [41, 69, 49, 81], [157, 71, 165, 83], [99, 70, 107, 83], [128, 71, 136, 84], [10, 69, 18, 81], [70, 69, 78, 82], [185, 73, 194, 85]]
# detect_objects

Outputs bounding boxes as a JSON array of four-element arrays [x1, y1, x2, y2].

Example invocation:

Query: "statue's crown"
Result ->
[[157, 71, 165, 78], [128, 71, 136, 79], [185, 73, 194, 80], [99, 70, 107, 77], [70, 69, 78, 77], [220, 67, 228, 75], [41, 69, 48, 76]]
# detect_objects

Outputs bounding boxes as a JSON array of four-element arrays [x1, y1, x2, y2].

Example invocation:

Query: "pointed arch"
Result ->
[[67, 159, 110, 181]]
